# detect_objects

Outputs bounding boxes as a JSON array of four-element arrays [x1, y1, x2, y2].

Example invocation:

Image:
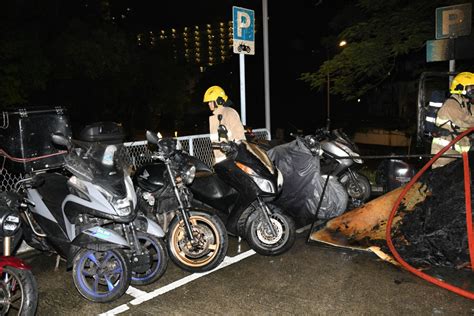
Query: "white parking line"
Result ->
[[125, 286, 148, 298], [99, 249, 256, 316]]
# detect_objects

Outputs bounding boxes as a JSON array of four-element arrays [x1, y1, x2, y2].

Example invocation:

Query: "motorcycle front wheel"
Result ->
[[245, 204, 296, 256], [72, 248, 131, 303], [131, 233, 168, 286], [167, 211, 228, 273], [344, 172, 371, 202], [0, 266, 37, 316]]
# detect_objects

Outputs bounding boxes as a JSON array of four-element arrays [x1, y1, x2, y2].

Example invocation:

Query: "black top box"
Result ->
[[0, 106, 72, 174], [78, 121, 125, 144]]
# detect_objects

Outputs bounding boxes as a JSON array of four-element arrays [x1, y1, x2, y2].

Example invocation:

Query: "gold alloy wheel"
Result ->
[[169, 215, 221, 268]]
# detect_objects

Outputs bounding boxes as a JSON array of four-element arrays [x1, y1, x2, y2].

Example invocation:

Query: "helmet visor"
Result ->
[[466, 85, 474, 99]]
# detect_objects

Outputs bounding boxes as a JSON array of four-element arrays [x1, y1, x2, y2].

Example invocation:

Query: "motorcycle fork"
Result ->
[[257, 197, 277, 237], [3, 236, 11, 256], [122, 223, 143, 255], [347, 168, 362, 193], [164, 161, 194, 240]]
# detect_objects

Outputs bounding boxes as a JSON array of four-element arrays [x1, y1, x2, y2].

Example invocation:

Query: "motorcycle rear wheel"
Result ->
[[131, 233, 168, 286], [72, 248, 131, 303], [0, 266, 38, 316], [245, 204, 296, 256], [167, 211, 228, 273]]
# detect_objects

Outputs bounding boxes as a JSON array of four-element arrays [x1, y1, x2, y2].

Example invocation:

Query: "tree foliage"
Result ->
[[300, 0, 466, 100]]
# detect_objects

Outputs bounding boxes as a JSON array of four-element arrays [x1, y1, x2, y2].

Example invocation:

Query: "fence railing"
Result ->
[[0, 128, 271, 192]]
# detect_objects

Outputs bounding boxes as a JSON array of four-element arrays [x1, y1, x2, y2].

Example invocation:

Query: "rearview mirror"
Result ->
[[51, 133, 72, 150], [146, 130, 160, 145]]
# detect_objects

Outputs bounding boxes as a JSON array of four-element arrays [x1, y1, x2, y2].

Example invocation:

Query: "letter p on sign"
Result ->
[[233, 6, 255, 55], [436, 3, 472, 39]]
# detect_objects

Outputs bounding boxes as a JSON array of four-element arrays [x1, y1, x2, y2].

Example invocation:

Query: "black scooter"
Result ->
[[190, 116, 296, 255]]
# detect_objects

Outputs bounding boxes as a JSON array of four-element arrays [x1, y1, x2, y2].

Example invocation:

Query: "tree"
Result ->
[[300, 0, 468, 101]]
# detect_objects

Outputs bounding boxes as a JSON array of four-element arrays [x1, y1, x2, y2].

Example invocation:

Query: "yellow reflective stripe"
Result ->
[[432, 137, 470, 152]]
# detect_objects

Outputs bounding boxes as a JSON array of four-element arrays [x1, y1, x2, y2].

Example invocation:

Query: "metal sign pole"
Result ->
[[262, 0, 271, 133], [239, 53, 247, 125], [233, 6, 254, 128]]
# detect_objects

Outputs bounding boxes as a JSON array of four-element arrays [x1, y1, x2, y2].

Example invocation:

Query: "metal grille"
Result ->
[[0, 129, 270, 191]]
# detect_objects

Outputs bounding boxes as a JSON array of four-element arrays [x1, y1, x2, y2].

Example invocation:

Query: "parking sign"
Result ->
[[436, 3, 472, 39], [233, 6, 255, 55]]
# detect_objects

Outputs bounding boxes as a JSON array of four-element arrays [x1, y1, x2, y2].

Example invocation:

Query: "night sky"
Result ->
[[122, 0, 344, 134]]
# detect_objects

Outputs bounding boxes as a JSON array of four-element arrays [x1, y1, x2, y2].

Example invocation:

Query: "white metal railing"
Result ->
[[0, 128, 271, 192]]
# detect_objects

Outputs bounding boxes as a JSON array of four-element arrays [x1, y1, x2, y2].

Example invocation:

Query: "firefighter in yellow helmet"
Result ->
[[203, 85, 246, 163], [431, 72, 474, 168]]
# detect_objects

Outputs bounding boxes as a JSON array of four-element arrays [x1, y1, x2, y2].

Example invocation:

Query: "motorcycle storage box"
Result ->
[[0, 106, 72, 174], [78, 121, 125, 144]]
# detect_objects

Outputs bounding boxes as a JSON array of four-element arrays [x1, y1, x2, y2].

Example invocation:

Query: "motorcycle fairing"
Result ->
[[135, 163, 167, 193], [235, 141, 276, 180], [0, 256, 31, 271], [134, 215, 165, 238], [28, 173, 70, 235], [71, 226, 129, 250]]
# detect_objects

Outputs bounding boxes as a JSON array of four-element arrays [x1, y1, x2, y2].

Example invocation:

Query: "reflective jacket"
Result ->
[[209, 105, 246, 163], [431, 94, 474, 167]]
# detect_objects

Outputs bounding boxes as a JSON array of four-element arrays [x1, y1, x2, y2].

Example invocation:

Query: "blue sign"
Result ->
[[233, 6, 255, 55]]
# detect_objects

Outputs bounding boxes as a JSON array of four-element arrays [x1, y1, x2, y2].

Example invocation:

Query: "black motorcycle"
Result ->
[[134, 131, 228, 273], [191, 117, 295, 256]]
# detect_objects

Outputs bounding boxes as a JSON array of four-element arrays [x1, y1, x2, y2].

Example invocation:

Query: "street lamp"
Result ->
[[326, 40, 347, 130]]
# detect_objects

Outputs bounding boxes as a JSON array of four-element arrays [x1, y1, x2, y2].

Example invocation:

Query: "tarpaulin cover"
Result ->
[[268, 138, 348, 226]]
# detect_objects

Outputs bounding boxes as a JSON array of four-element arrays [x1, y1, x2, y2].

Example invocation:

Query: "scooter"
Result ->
[[13, 132, 168, 303], [191, 116, 295, 256], [134, 131, 228, 273], [0, 192, 38, 315], [314, 128, 371, 207]]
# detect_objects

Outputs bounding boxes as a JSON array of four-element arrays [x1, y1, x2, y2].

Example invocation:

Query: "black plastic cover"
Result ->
[[268, 138, 348, 226], [78, 121, 125, 144], [0, 106, 72, 174]]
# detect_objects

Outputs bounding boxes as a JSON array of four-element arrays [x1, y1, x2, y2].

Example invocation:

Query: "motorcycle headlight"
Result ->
[[181, 164, 196, 185], [235, 161, 276, 194], [251, 176, 276, 194], [115, 198, 132, 216], [0, 212, 21, 236]]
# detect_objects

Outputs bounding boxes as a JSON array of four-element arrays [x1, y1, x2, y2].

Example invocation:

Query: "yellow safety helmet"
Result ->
[[450, 72, 474, 98], [203, 86, 228, 106]]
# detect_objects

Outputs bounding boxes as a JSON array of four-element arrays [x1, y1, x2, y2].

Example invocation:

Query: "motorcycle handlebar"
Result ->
[[211, 141, 237, 154]]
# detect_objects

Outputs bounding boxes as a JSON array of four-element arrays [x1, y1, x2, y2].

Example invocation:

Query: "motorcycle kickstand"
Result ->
[[257, 198, 277, 237]]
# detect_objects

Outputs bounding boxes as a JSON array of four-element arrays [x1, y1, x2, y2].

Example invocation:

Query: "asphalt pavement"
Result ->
[[20, 229, 474, 316]]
